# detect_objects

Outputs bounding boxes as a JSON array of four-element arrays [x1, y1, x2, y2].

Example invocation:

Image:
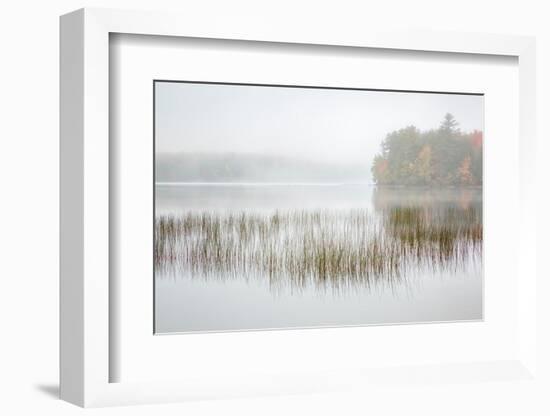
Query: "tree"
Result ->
[[457, 155, 474, 185], [440, 112, 459, 133], [411, 145, 433, 185], [371, 114, 482, 187], [371, 155, 389, 184]]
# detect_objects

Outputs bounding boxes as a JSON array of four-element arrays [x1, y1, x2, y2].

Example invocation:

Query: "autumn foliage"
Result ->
[[371, 113, 482, 186]]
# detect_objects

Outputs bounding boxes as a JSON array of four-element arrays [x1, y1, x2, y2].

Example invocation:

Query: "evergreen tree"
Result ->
[[440, 112, 459, 132]]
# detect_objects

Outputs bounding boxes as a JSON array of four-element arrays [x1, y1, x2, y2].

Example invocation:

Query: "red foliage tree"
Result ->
[[471, 130, 483, 150]]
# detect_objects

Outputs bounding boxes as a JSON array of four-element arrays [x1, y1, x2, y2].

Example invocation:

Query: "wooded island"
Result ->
[[371, 113, 482, 186]]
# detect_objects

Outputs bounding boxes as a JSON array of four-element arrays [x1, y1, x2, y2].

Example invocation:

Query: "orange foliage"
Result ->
[[472, 130, 483, 149]]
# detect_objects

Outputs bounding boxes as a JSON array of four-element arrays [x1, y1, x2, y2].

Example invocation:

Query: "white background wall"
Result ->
[[0, 0, 548, 414]]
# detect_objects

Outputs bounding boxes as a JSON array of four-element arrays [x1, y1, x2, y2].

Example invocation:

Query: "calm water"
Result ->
[[154, 184, 482, 334]]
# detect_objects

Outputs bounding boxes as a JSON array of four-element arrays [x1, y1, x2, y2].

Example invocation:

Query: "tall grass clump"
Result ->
[[155, 207, 482, 293]]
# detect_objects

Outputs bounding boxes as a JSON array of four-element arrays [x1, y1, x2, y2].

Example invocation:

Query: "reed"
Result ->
[[155, 206, 482, 292]]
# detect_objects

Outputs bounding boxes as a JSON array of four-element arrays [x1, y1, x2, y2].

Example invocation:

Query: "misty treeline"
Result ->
[[371, 113, 482, 186], [156, 153, 370, 183]]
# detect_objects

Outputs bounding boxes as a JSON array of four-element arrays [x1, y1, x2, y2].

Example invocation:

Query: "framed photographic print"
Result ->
[[60, 8, 538, 407], [153, 81, 484, 334]]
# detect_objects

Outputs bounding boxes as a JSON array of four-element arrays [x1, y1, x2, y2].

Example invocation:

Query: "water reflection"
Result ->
[[155, 187, 482, 294], [373, 186, 481, 211]]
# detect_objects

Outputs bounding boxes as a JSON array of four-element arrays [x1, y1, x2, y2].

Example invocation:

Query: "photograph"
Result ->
[[154, 81, 483, 334]]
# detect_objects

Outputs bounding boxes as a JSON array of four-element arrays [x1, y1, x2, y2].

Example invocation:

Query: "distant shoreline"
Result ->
[[373, 184, 483, 190], [155, 182, 481, 189], [155, 182, 374, 187]]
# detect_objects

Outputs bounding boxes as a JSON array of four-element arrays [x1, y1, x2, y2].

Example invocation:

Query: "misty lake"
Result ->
[[154, 184, 482, 334]]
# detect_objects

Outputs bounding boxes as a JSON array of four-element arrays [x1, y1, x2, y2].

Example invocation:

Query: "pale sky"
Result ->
[[155, 81, 483, 164]]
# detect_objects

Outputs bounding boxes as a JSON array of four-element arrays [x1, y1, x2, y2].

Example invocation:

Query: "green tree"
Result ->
[[440, 112, 459, 132], [371, 114, 482, 187]]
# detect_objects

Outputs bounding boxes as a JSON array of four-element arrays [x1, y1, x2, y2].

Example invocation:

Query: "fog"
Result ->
[[155, 81, 483, 167], [154, 81, 484, 332]]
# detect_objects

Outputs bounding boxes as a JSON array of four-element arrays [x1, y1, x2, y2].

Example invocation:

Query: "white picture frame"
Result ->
[[60, 7, 537, 407]]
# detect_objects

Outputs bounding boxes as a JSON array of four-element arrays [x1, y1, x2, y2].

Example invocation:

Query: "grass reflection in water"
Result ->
[[155, 206, 482, 293]]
